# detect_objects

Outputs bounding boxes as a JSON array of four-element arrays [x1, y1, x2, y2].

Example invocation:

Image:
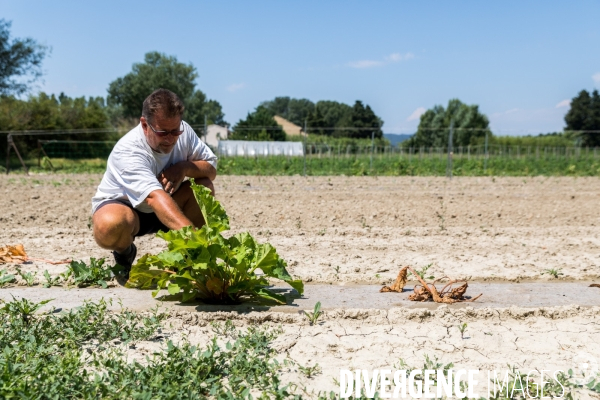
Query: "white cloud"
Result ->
[[226, 83, 246, 92], [407, 107, 426, 121], [386, 52, 414, 62], [555, 99, 571, 108], [347, 60, 384, 69], [593, 72, 600, 86], [348, 52, 414, 69]]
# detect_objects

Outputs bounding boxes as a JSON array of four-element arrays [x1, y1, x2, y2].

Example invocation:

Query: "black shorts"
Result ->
[[95, 200, 168, 237]]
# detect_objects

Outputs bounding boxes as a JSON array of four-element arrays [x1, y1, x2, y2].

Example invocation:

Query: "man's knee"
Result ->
[[92, 208, 136, 248]]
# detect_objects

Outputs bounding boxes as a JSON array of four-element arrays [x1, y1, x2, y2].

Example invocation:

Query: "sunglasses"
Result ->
[[146, 120, 185, 137]]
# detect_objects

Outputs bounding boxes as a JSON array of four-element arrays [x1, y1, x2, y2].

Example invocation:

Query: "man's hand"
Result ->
[[159, 163, 187, 195], [159, 160, 217, 195]]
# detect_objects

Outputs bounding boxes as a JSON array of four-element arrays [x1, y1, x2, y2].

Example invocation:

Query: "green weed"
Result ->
[[541, 268, 564, 279], [16, 268, 37, 286], [42, 270, 62, 288], [299, 363, 322, 378], [303, 301, 323, 326], [0, 269, 16, 287], [410, 263, 435, 280], [64, 257, 114, 288], [458, 322, 468, 339]]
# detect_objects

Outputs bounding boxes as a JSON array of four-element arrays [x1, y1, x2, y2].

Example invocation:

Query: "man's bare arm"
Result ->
[[159, 161, 216, 194], [145, 189, 193, 230]]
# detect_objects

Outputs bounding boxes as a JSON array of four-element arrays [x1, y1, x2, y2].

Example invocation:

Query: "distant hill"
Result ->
[[384, 133, 413, 147]]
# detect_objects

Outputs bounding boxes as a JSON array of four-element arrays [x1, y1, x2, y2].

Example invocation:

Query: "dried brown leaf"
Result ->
[[0, 244, 28, 264], [380, 266, 408, 293], [590, 284, 600, 288], [405, 267, 482, 304]]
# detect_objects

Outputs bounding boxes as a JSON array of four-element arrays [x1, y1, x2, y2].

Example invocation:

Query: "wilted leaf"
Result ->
[[0, 244, 28, 264], [206, 277, 224, 295], [402, 267, 482, 304], [380, 266, 408, 293], [590, 284, 600, 288]]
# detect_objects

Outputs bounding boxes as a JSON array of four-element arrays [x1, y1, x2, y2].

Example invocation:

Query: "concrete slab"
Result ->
[[1, 281, 599, 313]]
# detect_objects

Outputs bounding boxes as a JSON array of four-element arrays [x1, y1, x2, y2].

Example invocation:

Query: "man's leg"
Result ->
[[92, 203, 140, 253], [171, 178, 215, 228]]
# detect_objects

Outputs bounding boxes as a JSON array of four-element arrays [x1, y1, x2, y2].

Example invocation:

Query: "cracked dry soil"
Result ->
[[1, 174, 600, 396]]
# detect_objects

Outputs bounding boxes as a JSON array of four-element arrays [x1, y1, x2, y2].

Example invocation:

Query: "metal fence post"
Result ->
[[303, 120, 307, 177], [446, 120, 454, 178]]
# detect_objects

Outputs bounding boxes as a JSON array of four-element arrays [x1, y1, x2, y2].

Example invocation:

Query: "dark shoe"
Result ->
[[112, 243, 137, 282]]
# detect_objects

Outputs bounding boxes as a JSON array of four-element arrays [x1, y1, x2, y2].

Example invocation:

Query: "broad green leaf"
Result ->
[[126, 254, 171, 289], [285, 279, 304, 295], [253, 288, 286, 304], [167, 283, 180, 295], [181, 289, 197, 303], [157, 250, 184, 266], [252, 243, 279, 272], [231, 232, 256, 250], [190, 178, 230, 232]]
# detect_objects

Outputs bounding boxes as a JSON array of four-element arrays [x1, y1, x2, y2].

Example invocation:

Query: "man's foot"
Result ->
[[112, 243, 137, 283]]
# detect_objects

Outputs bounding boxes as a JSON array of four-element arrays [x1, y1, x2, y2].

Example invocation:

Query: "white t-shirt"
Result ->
[[91, 121, 217, 214]]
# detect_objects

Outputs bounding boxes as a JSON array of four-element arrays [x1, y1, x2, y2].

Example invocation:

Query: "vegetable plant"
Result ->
[[127, 179, 304, 304]]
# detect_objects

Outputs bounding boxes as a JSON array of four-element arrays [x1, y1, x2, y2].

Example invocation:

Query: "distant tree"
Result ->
[[0, 92, 112, 157], [260, 96, 315, 126], [230, 106, 285, 141], [0, 19, 49, 95], [107, 52, 225, 126], [250, 98, 384, 138], [404, 99, 491, 148], [315, 100, 352, 135], [307, 105, 327, 135], [564, 89, 600, 147], [348, 100, 383, 139], [0, 19, 50, 96]]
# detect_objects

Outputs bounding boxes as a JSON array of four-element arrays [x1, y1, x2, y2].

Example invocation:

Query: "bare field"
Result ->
[[1, 174, 600, 397], [2, 174, 599, 283]]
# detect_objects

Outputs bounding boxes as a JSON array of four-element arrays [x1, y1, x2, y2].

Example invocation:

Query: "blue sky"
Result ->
[[2, 0, 599, 135]]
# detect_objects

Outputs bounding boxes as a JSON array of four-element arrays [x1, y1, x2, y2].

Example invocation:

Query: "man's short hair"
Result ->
[[142, 89, 185, 122]]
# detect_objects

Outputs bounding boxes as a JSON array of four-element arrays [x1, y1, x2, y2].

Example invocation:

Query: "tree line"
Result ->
[[2, 17, 599, 154], [228, 97, 384, 141]]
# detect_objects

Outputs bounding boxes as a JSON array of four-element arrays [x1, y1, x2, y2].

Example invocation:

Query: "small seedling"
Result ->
[[317, 228, 326, 236], [298, 363, 322, 378], [303, 301, 322, 326], [458, 323, 467, 339], [16, 268, 37, 286], [410, 263, 435, 280], [436, 198, 447, 231], [334, 266, 340, 274], [0, 269, 16, 287], [541, 267, 563, 279], [42, 270, 62, 288]]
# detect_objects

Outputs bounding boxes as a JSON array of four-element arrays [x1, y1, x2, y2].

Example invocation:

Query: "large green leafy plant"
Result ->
[[126, 179, 303, 304]]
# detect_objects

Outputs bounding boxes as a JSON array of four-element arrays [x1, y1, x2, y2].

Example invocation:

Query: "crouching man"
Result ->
[[91, 88, 217, 280]]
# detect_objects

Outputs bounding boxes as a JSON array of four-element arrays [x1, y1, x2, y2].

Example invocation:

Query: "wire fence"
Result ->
[[3, 130, 600, 176]]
